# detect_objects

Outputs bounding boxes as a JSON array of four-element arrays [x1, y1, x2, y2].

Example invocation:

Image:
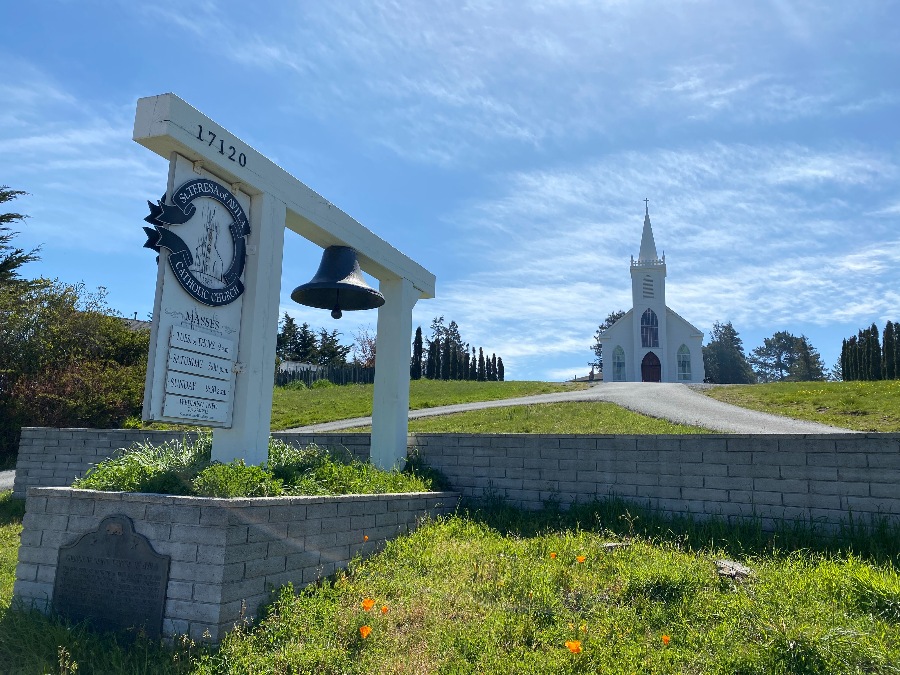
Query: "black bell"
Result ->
[[291, 246, 385, 319]]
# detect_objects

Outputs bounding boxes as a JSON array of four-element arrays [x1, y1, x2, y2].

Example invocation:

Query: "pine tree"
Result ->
[[316, 328, 350, 366], [296, 322, 318, 363], [410, 326, 423, 379], [276, 313, 300, 361], [789, 335, 826, 381], [477, 348, 486, 381], [1, 186, 40, 287], [497, 357, 505, 381], [702, 321, 755, 384]]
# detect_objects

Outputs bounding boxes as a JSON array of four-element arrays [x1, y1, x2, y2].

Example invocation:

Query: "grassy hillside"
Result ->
[[352, 402, 711, 434], [705, 380, 900, 432], [271, 380, 584, 430]]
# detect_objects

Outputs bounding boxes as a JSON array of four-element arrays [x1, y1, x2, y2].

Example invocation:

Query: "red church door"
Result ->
[[641, 352, 661, 382]]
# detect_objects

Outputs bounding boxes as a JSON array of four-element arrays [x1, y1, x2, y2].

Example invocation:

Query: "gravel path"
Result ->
[[285, 382, 855, 434]]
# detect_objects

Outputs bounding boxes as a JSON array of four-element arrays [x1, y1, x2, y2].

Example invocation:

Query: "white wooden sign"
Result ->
[[141, 154, 247, 428]]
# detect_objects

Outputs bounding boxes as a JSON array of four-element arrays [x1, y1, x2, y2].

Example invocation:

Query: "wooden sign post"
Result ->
[[134, 94, 435, 468]]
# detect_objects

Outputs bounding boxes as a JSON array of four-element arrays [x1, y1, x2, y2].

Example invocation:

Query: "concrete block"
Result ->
[[16, 563, 38, 582], [268, 504, 306, 522], [16, 546, 58, 566], [267, 538, 304, 557], [221, 577, 267, 603], [166, 599, 221, 624], [166, 580, 195, 600], [248, 522, 288, 543], [749, 490, 782, 506], [169, 523, 220, 546], [305, 503, 339, 520], [244, 556, 286, 578], [754, 478, 808, 494], [286, 551, 320, 570], [780, 465, 837, 481], [154, 541, 199, 563], [810, 480, 869, 497], [705, 476, 752, 491], [223, 542, 268, 564], [783, 492, 841, 510], [808, 453, 866, 468], [350, 514, 377, 531]]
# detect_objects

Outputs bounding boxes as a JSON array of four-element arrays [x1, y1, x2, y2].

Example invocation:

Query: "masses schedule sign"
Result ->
[[141, 155, 248, 428]]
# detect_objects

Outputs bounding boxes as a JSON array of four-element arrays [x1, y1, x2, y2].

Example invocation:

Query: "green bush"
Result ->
[[73, 434, 210, 493], [193, 461, 284, 498], [311, 378, 334, 389], [73, 435, 435, 497]]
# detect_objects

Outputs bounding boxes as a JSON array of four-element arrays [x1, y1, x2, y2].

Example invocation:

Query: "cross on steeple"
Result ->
[[644, 197, 650, 215]]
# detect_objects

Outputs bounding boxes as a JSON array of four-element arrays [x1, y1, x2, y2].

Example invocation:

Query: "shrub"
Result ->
[[73, 434, 210, 493], [72, 435, 435, 497], [193, 461, 284, 498]]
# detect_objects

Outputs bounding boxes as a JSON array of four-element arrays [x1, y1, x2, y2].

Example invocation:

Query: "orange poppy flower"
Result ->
[[380, 605, 389, 614], [364, 535, 369, 541], [362, 598, 375, 611], [662, 634, 671, 646], [576, 555, 586, 563], [359, 625, 372, 639], [565, 640, 582, 654], [550, 552, 557, 559]]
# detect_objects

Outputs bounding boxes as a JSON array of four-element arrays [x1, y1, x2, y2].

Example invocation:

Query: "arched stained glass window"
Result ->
[[612, 346, 626, 382], [641, 309, 659, 348], [677, 344, 691, 381]]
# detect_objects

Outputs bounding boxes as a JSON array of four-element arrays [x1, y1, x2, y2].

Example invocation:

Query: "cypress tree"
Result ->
[[441, 337, 451, 380], [848, 335, 858, 381], [425, 339, 436, 379], [840, 338, 848, 382], [884, 321, 896, 380], [870, 323, 882, 380], [497, 357, 505, 381], [450, 345, 459, 380], [895, 321, 900, 379], [490, 354, 498, 381], [470, 347, 477, 380], [410, 326, 423, 379], [462, 350, 470, 380], [477, 348, 486, 381]]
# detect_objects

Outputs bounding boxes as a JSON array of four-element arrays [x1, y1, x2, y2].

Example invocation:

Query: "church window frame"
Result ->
[[612, 346, 626, 382], [640, 309, 659, 348], [677, 344, 691, 381], [642, 274, 654, 299]]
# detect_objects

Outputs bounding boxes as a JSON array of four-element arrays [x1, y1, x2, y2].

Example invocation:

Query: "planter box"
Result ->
[[14, 487, 458, 641]]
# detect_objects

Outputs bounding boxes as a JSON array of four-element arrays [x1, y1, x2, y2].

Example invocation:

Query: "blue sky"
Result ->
[[3, 1, 899, 381]]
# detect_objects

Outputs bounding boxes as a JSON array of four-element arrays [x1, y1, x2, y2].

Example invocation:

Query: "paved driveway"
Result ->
[[285, 382, 855, 434]]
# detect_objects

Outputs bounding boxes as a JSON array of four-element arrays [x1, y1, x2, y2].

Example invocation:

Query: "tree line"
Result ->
[[275, 313, 356, 367], [1, 186, 148, 461], [411, 316, 505, 381], [840, 322, 900, 381]]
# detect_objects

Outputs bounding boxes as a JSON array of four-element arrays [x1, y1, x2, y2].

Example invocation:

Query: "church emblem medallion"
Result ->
[[144, 178, 251, 307]]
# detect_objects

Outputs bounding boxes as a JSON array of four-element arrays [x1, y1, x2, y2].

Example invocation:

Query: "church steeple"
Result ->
[[638, 198, 660, 263]]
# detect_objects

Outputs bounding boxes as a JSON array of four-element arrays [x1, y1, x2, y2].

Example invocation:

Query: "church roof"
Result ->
[[638, 201, 659, 263]]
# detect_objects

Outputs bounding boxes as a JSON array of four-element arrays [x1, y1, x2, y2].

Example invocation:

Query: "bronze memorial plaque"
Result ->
[[52, 515, 170, 637]]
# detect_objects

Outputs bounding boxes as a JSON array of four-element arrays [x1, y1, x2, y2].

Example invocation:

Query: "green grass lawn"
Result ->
[[348, 401, 711, 434], [270, 380, 585, 430], [1, 493, 898, 674], [705, 380, 900, 432]]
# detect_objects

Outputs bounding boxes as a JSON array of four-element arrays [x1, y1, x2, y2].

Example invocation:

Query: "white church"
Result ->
[[598, 202, 705, 383]]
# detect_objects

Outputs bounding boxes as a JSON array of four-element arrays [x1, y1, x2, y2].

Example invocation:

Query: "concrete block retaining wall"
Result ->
[[14, 487, 457, 641], [14, 428, 900, 527], [12, 428, 368, 499]]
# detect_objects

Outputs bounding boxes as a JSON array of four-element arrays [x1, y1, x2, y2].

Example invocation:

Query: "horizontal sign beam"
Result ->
[[133, 93, 435, 298]]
